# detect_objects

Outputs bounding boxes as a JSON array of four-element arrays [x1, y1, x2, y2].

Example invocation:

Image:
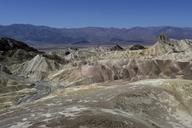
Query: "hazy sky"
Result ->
[[0, 0, 192, 28]]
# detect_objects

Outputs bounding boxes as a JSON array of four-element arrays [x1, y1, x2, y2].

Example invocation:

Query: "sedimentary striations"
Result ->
[[1, 36, 192, 128]]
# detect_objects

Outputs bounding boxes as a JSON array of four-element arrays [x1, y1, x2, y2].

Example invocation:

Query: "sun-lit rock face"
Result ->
[[0, 79, 192, 128], [11, 55, 64, 81], [46, 37, 192, 86], [51, 58, 192, 85], [1, 37, 192, 128], [145, 37, 192, 56]]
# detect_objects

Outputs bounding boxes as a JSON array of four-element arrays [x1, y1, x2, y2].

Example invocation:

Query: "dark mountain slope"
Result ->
[[0, 37, 38, 52], [0, 37, 42, 65]]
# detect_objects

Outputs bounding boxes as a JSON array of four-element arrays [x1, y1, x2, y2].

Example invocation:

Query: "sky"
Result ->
[[0, 0, 192, 28]]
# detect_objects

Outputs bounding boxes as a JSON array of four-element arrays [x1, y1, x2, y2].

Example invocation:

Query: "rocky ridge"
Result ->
[[1, 36, 192, 128]]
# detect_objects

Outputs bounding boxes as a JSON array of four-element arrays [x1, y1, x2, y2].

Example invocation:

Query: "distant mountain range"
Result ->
[[0, 24, 192, 47]]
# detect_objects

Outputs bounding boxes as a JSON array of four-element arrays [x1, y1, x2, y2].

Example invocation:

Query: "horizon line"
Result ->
[[1, 23, 192, 29]]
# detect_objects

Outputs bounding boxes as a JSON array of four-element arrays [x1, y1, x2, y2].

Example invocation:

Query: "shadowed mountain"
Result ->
[[1, 24, 192, 46], [0, 37, 38, 52], [0, 37, 42, 65]]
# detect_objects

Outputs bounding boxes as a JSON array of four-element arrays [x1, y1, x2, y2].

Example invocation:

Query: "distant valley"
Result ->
[[1, 24, 192, 47]]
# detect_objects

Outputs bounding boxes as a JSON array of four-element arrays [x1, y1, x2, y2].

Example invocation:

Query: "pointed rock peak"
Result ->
[[158, 34, 170, 43]]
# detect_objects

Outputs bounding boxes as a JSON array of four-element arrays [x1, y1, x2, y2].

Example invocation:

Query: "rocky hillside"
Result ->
[[0, 38, 65, 109], [1, 79, 192, 128], [0, 37, 38, 52], [0, 37, 42, 65], [146, 35, 192, 56], [12, 55, 64, 81], [1, 36, 192, 128]]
